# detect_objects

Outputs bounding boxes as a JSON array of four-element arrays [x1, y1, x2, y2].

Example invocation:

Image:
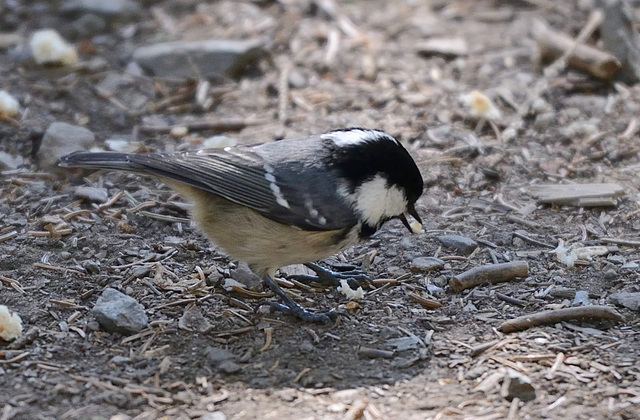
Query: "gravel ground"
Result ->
[[1, 1, 639, 419]]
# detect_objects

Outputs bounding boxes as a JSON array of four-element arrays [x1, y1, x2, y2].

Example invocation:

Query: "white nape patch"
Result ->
[[340, 175, 407, 226], [321, 129, 397, 147], [264, 163, 290, 209]]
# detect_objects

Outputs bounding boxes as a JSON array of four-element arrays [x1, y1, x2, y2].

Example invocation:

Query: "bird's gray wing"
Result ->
[[127, 144, 358, 231]]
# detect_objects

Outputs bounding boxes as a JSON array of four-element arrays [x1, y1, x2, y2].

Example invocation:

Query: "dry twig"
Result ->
[[408, 292, 442, 309], [533, 15, 619, 80], [449, 261, 529, 293], [499, 305, 624, 333]]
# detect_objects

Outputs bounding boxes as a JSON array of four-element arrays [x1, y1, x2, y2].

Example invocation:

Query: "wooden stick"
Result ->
[[449, 261, 528, 293], [138, 117, 267, 134], [599, 0, 640, 83], [533, 20, 621, 79], [408, 292, 442, 308], [499, 305, 624, 333]]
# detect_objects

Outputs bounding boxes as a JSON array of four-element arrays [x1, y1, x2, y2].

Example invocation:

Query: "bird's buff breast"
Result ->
[[187, 190, 358, 276]]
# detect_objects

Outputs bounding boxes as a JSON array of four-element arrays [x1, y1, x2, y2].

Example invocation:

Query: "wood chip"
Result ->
[[528, 183, 625, 207], [408, 292, 442, 308], [259, 327, 274, 353], [417, 37, 468, 57]]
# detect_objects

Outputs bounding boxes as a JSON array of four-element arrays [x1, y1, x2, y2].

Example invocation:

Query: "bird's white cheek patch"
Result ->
[[355, 176, 407, 226]]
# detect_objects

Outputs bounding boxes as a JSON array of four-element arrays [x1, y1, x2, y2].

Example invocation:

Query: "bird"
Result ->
[[60, 128, 424, 323]]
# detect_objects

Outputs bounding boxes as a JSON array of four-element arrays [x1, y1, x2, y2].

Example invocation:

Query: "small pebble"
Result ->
[[501, 368, 536, 402], [202, 135, 237, 149], [199, 412, 226, 420], [170, 126, 188, 138], [83, 260, 101, 274], [75, 186, 108, 203], [109, 355, 131, 365], [92, 288, 148, 335], [231, 265, 262, 291], [37, 122, 96, 170], [0, 90, 19, 118], [410, 257, 445, 273], [609, 292, 640, 311], [438, 234, 478, 255], [288, 70, 307, 88], [206, 346, 237, 365], [572, 290, 590, 306]]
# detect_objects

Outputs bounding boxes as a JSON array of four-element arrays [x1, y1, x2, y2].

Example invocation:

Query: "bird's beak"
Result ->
[[398, 203, 423, 234]]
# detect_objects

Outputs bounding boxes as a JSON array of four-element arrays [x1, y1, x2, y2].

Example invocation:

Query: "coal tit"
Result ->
[[60, 128, 424, 323]]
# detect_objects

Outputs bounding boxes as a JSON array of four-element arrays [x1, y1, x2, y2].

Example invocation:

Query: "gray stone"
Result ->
[[603, 268, 617, 280], [501, 368, 536, 402], [607, 255, 626, 265], [178, 306, 212, 333], [492, 231, 512, 246], [83, 260, 101, 274], [206, 346, 237, 365], [572, 290, 590, 306], [96, 73, 153, 111], [74, 186, 108, 203], [37, 122, 95, 170], [438, 234, 478, 255], [610, 292, 640, 311], [69, 13, 107, 38], [199, 412, 226, 420], [288, 70, 307, 88], [61, 0, 141, 19], [0, 151, 22, 170], [379, 326, 402, 339], [410, 257, 445, 273], [533, 112, 556, 131], [386, 336, 421, 351], [206, 346, 240, 373], [299, 340, 314, 353], [92, 288, 148, 334], [231, 264, 262, 291], [426, 283, 445, 295], [132, 38, 269, 80], [218, 360, 241, 374], [109, 355, 131, 365]]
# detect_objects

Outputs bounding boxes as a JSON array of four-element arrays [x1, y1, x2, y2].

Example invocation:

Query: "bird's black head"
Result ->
[[322, 128, 424, 236]]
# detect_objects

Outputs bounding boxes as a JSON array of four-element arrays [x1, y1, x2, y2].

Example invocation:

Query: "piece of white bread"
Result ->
[[30, 29, 78, 66], [0, 305, 22, 341]]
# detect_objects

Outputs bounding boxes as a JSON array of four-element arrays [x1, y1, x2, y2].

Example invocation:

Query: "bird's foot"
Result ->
[[262, 274, 345, 324], [266, 302, 343, 324], [287, 262, 370, 290]]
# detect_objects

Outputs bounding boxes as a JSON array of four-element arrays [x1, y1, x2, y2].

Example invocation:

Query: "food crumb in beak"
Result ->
[[409, 220, 423, 234]]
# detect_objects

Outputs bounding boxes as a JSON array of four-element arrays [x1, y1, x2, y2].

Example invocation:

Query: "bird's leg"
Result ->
[[287, 261, 370, 290], [262, 274, 341, 324]]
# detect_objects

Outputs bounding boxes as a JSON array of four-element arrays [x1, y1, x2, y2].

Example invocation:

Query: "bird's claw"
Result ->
[[261, 273, 347, 324], [266, 302, 345, 324], [287, 262, 371, 290]]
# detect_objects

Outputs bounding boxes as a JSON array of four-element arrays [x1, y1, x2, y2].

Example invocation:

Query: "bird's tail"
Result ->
[[59, 151, 147, 171]]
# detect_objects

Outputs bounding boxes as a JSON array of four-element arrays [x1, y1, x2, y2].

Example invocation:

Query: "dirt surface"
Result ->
[[2, 1, 640, 419]]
